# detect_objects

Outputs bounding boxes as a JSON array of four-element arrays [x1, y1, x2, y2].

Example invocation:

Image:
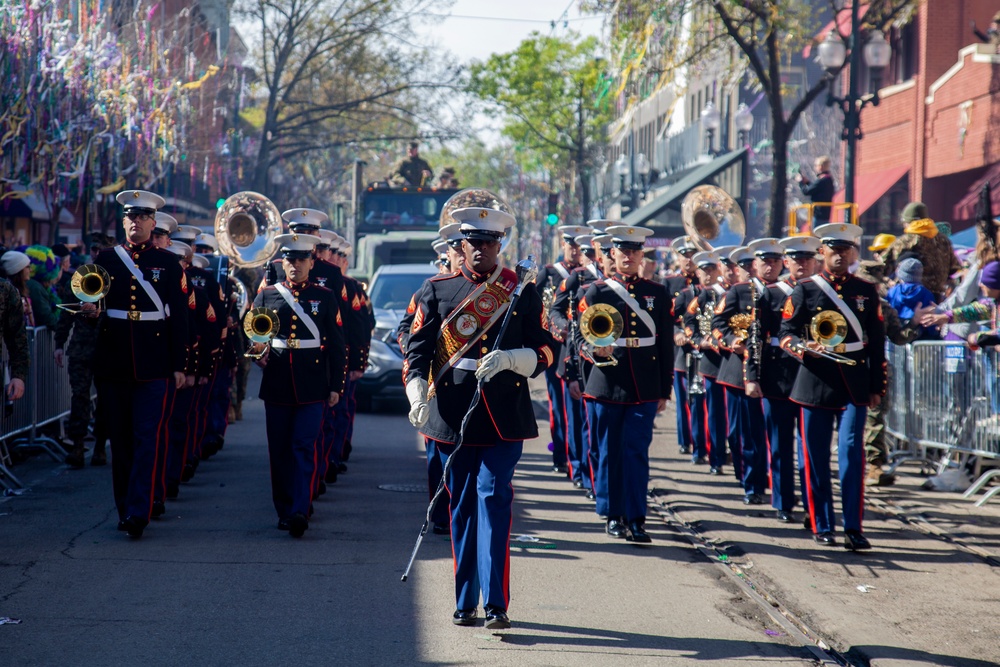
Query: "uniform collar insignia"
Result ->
[[124, 240, 150, 252]]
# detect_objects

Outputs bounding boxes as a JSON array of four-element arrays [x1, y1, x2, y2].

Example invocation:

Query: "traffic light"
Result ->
[[546, 192, 560, 225]]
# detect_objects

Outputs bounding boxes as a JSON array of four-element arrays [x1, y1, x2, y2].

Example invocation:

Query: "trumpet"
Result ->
[[579, 303, 623, 367], [793, 310, 857, 366], [243, 306, 280, 359], [56, 264, 111, 314]]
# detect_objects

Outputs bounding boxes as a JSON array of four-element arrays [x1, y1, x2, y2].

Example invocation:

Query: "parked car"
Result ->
[[356, 263, 439, 411]]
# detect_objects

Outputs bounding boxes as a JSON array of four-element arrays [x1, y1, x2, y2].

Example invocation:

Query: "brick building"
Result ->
[[842, 0, 1000, 234]]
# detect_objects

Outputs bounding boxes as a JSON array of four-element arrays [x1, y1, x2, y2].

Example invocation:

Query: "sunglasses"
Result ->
[[125, 210, 154, 221]]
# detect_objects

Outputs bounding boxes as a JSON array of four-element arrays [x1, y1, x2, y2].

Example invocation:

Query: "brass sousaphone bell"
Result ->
[[680, 184, 746, 252], [579, 303, 624, 367], [56, 264, 111, 313], [215, 191, 283, 269], [242, 306, 280, 359], [438, 188, 516, 256]]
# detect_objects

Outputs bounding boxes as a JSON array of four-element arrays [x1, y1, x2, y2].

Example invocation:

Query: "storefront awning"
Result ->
[[0, 184, 74, 224], [953, 163, 1000, 223], [832, 164, 909, 216]]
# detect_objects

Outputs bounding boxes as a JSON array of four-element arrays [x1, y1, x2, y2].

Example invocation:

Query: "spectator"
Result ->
[[923, 260, 1000, 348], [23, 244, 62, 328], [867, 234, 896, 263], [972, 12, 1000, 46], [1, 250, 35, 326], [887, 258, 938, 339], [795, 156, 835, 223], [883, 202, 963, 299]]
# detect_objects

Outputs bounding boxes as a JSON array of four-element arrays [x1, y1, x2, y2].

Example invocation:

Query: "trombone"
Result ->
[[792, 310, 857, 366], [243, 306, 280, 360], [56, 264, 111, 315], [579, 303, 623, 367]]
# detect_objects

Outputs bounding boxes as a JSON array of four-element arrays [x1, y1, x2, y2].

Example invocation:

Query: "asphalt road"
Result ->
[[2, 370, 998, 666]]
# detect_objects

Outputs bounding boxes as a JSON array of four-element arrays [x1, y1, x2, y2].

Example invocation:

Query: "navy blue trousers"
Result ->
[[723, 385, 745, 481], [800, 404, 867, 534], [688, 379, 707, 461], [265, 401, 324, 520], [425, 438, 450, 527], [545, 366, 567, 467], [740, 395, 768, 496], [764, 397, 797, 512], [205, 368, 232, 445], [166, 386, 196, 488], [102, 378, 171, 521], [345, 380, 358, 445], [439, 440, 522, 612], [673, 371, 693, 450], [593, 401, 658, 521], [704, 377, 729, 470], [563, 381, 586, 484], [585, 399, 599, 491]]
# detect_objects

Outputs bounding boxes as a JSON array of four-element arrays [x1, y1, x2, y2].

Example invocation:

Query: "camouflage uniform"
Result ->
[[53, 295, 103, 454], [883, 233, 962, 299], [388, 156, 433, 187], [0, 279, 29, 381]]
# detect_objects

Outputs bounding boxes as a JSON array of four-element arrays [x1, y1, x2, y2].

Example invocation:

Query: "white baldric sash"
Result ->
[[274, 283, 321, 343], [553, 263, 570, 280], [606, 278, 656, 336], [775, 281, 794, 296], [113, 246, 165, 318], [587, 263, 601, 280], [810, 275, 864, 343]]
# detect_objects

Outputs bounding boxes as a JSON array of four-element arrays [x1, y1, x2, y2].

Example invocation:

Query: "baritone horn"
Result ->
[[681, 184, 746, 251], [794, 310, 857, 365], [243, 306, 280, 359], [579, 303, 624, 367], [56, 264, 111, 313], [215, 191, 283, 269]]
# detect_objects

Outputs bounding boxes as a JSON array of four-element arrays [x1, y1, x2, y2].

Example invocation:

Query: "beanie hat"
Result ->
[[896, 257, 923, 284], [935, 222, 952, 238], [981, 261, 1000, 290], [0, 250, 30, 277], [51, 243, 71, 258], [903, 219, 938, 239], [23, 245, 60, 283], [901, 201, 929, 223]]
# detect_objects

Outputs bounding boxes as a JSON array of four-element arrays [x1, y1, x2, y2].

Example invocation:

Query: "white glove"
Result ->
[[475, 348, 537, 382], [405, 378, 430, 428]]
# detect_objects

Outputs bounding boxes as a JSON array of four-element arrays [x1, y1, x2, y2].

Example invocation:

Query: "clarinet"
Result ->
[[748, 279, 763, 367], [566, 291, 580, 381]]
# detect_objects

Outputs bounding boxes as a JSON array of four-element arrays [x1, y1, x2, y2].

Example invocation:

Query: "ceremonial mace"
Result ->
[[401, 255, 538, 582]]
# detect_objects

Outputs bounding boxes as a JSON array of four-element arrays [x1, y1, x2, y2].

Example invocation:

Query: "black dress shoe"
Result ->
[[277, 518, 290, 531], [90, 447, 107, 466], [325, 468, 338, 484], [317, 481, 327, 496], [814, 531, 837, 546], [123, 516, 147, 539], [775, 510, 793, 523], [552, 465, 567, 474], [844, 530, 872, 551], [117, 520, 127, 532], [709, 466, 722, 476], [743, 493, 765, 505], [452, 609, 477, 626], [65, 445, 86, 469], [585, 490, 596, 501], [803, 515, 813, 531], [151, 501, 165, 518], [166, 481, 179, 499], [625, 520, 652, 543], [432, 522, 450, 535], [181, 461, 198, 482], [484, 607, 511, 630], [342, 440, 352, 461], [337, 463, 348, 473], [287, 513, 308, 538], [678, 445, 691, 455], [572, 479, 583, 489], [606, 518, 626, 538], [691, 457, 707, 465]]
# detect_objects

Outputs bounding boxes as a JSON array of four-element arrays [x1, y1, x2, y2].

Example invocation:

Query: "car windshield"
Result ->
[[369, 272, 434, 310]]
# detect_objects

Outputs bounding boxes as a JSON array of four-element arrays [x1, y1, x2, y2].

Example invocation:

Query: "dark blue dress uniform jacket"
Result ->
[[576, 273, 674, 404], [405, 264, 556, 446], [665, 273, 698, 373], [94, 241, 189, 381], [549, 264, 603, 382], [745, 280, 798, 399], [253, 281, 347, 405], [778, 271, 887, 408], [712, 280, 764, 390], [682, 284, 723, 378]]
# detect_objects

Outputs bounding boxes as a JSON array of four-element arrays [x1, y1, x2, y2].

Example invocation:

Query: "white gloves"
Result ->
[[475, 348, 537, 382], [405, 378, 430, 428]]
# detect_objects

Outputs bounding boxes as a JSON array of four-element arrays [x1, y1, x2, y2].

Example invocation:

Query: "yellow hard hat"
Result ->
[[868, 233, 896, 252]]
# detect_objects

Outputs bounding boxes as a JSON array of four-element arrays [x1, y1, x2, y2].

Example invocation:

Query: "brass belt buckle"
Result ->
[[127, 311, 141, 321], [287, 339, 299, 349], [625, 337, 639, 348]]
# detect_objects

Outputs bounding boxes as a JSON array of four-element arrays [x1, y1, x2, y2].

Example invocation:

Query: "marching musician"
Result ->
[[433, 238, 450, 274], [744, 236, 821, 522], [664, 236, 699, 457], [535, 225, 584, 474], [439, 223, 466, 274], [576, 225, 673, 543], [404, 206, 554, 630], [251, 233, 346, 538], [779, 223, 886, 550], [549, 229, 607, 496], [714, 239, 779, 506], [94, 190, 189, 539]]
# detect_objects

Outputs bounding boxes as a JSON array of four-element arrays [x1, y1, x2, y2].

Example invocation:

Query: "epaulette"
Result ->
[[428, 272, 457, 282]]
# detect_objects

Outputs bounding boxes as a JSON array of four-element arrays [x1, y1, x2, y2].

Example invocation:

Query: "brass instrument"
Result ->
[[793, 310, 857, 366], [681, 184, 747, 252], [579, 303, 623, 368], [229, 276, 249, 320], [688, 296, 714, 396], [56, 264, 111, 313], [439, 188, 516, 256], [215, 191, 283, 269], [748, 279, 762, 366], [242, 306, 280, 359], [541, 284, 557, 334], [728, 312, 753, 343]]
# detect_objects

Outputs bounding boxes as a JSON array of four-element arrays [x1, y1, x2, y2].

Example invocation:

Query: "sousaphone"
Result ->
[[680, 184, 746, 251], [438, 188, 516, 255], [215, 191, 283, 269]]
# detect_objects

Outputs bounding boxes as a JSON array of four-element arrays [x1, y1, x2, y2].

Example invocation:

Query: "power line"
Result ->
[[416, 12, 600, 25]]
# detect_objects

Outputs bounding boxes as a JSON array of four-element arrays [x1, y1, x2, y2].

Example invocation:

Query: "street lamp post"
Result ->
[[818, 1, 892, 205], [734, 103, 754, 148], [701, 102, 721, 157]]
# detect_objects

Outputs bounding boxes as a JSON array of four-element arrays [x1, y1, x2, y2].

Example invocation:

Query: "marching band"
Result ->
[[81, 182, 885, 629]]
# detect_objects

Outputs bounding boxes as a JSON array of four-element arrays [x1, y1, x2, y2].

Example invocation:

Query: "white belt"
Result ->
[[271, 338, 321, 349], [453, 358, 480, 371], [827, 341, 864, 353], [106, 309, 165, 322], [612, 336, 655, 348]]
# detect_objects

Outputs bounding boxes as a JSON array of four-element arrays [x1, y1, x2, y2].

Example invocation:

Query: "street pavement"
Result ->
[[2, 370, 999, 666]]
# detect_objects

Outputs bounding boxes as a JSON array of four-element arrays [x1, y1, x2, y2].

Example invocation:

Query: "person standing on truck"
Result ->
[[389, 141, 434, 187]]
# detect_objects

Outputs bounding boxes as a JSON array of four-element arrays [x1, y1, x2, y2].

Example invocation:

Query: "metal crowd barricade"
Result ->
[[884, 340, 1000, 506], [0, 326, 72, 490]]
